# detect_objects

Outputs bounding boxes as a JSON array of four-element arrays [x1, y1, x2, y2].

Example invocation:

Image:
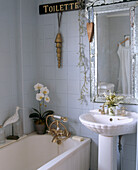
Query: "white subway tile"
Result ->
[[56, 79, 67, 93], [67, 108, 81, 123], [68, 121, 81, 135], [68, 51, 79, 66], [55, 66, 67, 80], [44, 25, 55, 39], [43, 14, 55, 26], [56, 93, 67, 107], [122, 134, 136, 146], [67, 37, 79, 52], [55, 106, 68, 117], [61, 51, 68, 66], [44, 38, 55, 53], [122, 160, 136, 170], [68, 94, 81, 109], [68, 66, 80, 80], [45, 66, 56, 80], [123, 145, 136, 161], [68, 79, 80, 94], [45, 79, 56, 93]]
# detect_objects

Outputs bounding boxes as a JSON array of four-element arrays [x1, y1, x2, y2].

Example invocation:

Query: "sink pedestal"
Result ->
[[79, 110, 137, 170], [98, 135, 117, 170]]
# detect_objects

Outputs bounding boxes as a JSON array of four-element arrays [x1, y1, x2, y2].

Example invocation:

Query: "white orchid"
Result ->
[[40, 87, 49, 95], [34, 83, 44, 91], [29, 83, 54, 126], [104, 92, 124, 108], [44, 95, 50, 103], [36, 93, 44, 101]]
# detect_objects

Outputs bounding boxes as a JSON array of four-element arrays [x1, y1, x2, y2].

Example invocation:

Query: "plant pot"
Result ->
[[35, 123, 46, 134], [109, 106, 116, 116]]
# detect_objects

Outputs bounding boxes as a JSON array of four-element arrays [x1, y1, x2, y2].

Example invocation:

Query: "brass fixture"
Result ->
[[55, 12, 63, 68], [99, 104, 105, 114], [55, 33, 62, 68], [120, 107, 126, 116], [46, 115, 71, 145]]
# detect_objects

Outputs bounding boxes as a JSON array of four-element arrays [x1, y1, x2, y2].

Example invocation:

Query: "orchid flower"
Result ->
[[34, 83, 44, 91], [44, 95, 50, 103], [36, 93, 44, 101], [40, 87, 49, 95]]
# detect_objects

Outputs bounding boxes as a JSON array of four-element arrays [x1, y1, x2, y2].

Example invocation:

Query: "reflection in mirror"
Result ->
[[97, 10, 130, 96], [89, 2, 138, 104]]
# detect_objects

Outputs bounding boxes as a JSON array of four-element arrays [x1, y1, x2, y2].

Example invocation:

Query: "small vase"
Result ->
[[109, 106, 116, 116], [35, 123, 46, 134]]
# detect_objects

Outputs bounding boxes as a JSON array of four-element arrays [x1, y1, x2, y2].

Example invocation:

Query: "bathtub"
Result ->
[[0, 133, 90, 170]]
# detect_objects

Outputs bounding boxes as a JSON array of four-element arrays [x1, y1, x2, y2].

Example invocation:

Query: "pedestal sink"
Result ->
[[79, 109, 138, 170]]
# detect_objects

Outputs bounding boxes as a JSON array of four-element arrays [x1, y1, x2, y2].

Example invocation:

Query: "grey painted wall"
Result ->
[[0, 0, 38, 135], [0, 0, 18, 136], [18, 0, 38, 134]]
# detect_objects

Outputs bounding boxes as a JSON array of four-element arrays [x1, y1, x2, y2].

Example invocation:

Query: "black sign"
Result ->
[[39, 1, 81, 15]]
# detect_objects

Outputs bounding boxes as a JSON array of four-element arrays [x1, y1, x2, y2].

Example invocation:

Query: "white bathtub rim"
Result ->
[[0, 133, 90, 170], [38, 137, 90, 170], [0, 135, 27, 149]]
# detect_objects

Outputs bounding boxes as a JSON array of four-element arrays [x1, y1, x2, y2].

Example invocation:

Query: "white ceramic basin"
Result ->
[[79, 109, 137, 136]]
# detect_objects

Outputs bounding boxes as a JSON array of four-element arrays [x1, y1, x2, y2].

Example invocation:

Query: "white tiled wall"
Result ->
[[37, 1, 138, 170], [37, 1, 98, 169]]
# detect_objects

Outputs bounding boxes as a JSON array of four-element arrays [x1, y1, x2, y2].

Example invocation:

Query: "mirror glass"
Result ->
[[89, 2, 138, 104], [97, 10, 130, 96]]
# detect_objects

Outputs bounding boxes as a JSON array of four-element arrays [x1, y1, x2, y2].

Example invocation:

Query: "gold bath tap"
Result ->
[[99, 104, 105, 114], [46, 115, 71, 145]]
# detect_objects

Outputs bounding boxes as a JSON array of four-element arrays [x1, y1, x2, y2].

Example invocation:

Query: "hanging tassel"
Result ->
[[55, 33, 62, 68], [55, 12, 62, 68]]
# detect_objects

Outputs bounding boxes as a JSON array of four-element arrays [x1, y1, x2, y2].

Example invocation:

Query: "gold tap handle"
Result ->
[[46, 114, 71, 145], [46, 114, 68, 129], [61, 117, 68, 122], [100, 105, 105, 110], [46, 114, 55, 129]]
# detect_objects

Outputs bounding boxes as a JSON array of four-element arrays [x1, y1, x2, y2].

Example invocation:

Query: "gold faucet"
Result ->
[[99, 104, 105, 114], [46, 115, 71, 145]]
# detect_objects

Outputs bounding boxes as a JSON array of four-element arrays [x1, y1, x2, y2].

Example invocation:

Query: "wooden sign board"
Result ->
[[39, 1, 81, 15]]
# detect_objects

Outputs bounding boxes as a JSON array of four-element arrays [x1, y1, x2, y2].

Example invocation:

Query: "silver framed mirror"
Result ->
[[89, 1, 138, 104]]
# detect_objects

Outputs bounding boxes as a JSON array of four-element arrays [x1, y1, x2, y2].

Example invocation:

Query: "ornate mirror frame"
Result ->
[[89, 1, 138, 104]]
